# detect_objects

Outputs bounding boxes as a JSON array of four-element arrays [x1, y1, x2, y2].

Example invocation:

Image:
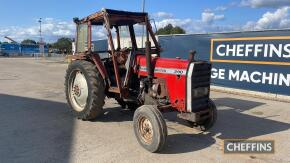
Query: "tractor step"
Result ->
[[108, 87, 120, 93]]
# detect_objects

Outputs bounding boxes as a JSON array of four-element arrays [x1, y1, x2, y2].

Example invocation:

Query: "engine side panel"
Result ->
[[135, 55, 189, 112]]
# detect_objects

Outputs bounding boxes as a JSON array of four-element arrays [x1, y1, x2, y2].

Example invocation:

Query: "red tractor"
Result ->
[[65, 8, 217, 153]]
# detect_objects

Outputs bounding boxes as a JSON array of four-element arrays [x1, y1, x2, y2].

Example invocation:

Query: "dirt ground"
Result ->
[[0, 58, 289, 163]]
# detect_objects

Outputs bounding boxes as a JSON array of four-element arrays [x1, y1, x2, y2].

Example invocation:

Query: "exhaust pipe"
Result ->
[[145, 40, 152, 81]]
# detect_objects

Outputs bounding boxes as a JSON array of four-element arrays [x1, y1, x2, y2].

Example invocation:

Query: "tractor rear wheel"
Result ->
[[133, 105, 167, 153], [65, 60, 105, 120]]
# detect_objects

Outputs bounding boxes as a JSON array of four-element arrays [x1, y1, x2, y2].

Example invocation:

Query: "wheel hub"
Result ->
[[139, 117, 153, 144], [70, 71, 88, 112], [73, 85, 81, 97]]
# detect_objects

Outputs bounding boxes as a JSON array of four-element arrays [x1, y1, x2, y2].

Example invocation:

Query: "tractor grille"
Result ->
[[187, 62, 212, 112]]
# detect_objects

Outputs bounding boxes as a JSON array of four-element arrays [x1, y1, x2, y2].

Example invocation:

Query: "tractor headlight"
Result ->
[[192, 87, 209, 98]]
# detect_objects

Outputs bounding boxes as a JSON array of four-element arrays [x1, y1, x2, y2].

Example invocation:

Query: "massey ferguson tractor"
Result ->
[[65, 8, 217, 153]]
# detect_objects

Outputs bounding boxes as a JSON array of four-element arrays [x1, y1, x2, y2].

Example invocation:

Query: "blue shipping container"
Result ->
[[0, 43, 48, 56], [21, 44, 49, 55], [0, 43, 21, 56]]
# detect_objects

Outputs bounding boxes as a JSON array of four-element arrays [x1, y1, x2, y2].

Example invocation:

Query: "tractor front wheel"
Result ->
[[133, 105, 167, 153]]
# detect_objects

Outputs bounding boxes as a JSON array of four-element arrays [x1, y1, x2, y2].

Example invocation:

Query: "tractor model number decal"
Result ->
[[139, 66, 186, 75]]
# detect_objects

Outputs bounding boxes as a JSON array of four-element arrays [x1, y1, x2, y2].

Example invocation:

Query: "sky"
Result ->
[[0, 0, 290, 42]]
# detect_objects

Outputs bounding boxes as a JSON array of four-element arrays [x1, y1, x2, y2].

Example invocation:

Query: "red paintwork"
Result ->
[[135, 55, 189, 112]]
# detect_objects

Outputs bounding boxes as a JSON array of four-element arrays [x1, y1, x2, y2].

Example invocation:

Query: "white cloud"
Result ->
[[153, 11, 231, 33], [4, 6, 289, 42], [0, 18, 76, 42], [92, 26, 106, 40], [0, 18, 106, 43], [241, 0, 290, 8], [155, 18, 193, 29], [201, 11, 225, 24], [153, 12, 174, 19], [215, 6, 228, 11], [243, 7, 290, 30]]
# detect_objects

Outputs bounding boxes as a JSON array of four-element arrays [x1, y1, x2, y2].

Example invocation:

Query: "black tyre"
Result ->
[[187, 99, 217, 131], [117, 99, 139, 110], [133, 105, 167, 153], [116, 99, 126, 108], [199, 99, 217, 131], [65, 60, 105, 120]]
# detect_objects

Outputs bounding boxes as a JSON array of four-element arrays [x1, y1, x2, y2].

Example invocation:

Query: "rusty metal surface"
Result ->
[[146, 16, 160, 55], [74, 8, 161, 99], [78, 9, 147, 26], [108, 87, 120, 93], [69, 54, 86, 60], [87, 21, 92, 53], [152, 78, 168, 98], [103, 13, 123, 97], [91, 53, 109, 80], [79, 12, 104, 24]]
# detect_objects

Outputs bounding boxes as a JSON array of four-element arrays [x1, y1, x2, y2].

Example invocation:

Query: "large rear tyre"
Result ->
[[133, 105, 167, 153], [65, 60, 105, 120]]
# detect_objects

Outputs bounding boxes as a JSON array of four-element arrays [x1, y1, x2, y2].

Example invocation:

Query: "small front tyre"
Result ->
[[133, 105, 167, 153]]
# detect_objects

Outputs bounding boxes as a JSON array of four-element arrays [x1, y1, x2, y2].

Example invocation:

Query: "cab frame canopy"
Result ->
[[73, 8, 160, 54], [73, 8, 160, 98], [75, 8, 148, 26]]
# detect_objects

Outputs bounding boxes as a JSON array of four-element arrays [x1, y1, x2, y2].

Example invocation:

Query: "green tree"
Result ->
[[156, 24, 186, 35], [46, 43, 53, 49], [21, 39, 37, 44], [52, 37, 72, 54]]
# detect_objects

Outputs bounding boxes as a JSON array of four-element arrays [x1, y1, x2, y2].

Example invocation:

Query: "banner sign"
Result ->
[[158, 30, 290, 96], [211, 36, 290, 65]]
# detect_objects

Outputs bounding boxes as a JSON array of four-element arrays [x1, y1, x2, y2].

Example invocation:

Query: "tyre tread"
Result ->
[[65, 60, 105, 120]]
